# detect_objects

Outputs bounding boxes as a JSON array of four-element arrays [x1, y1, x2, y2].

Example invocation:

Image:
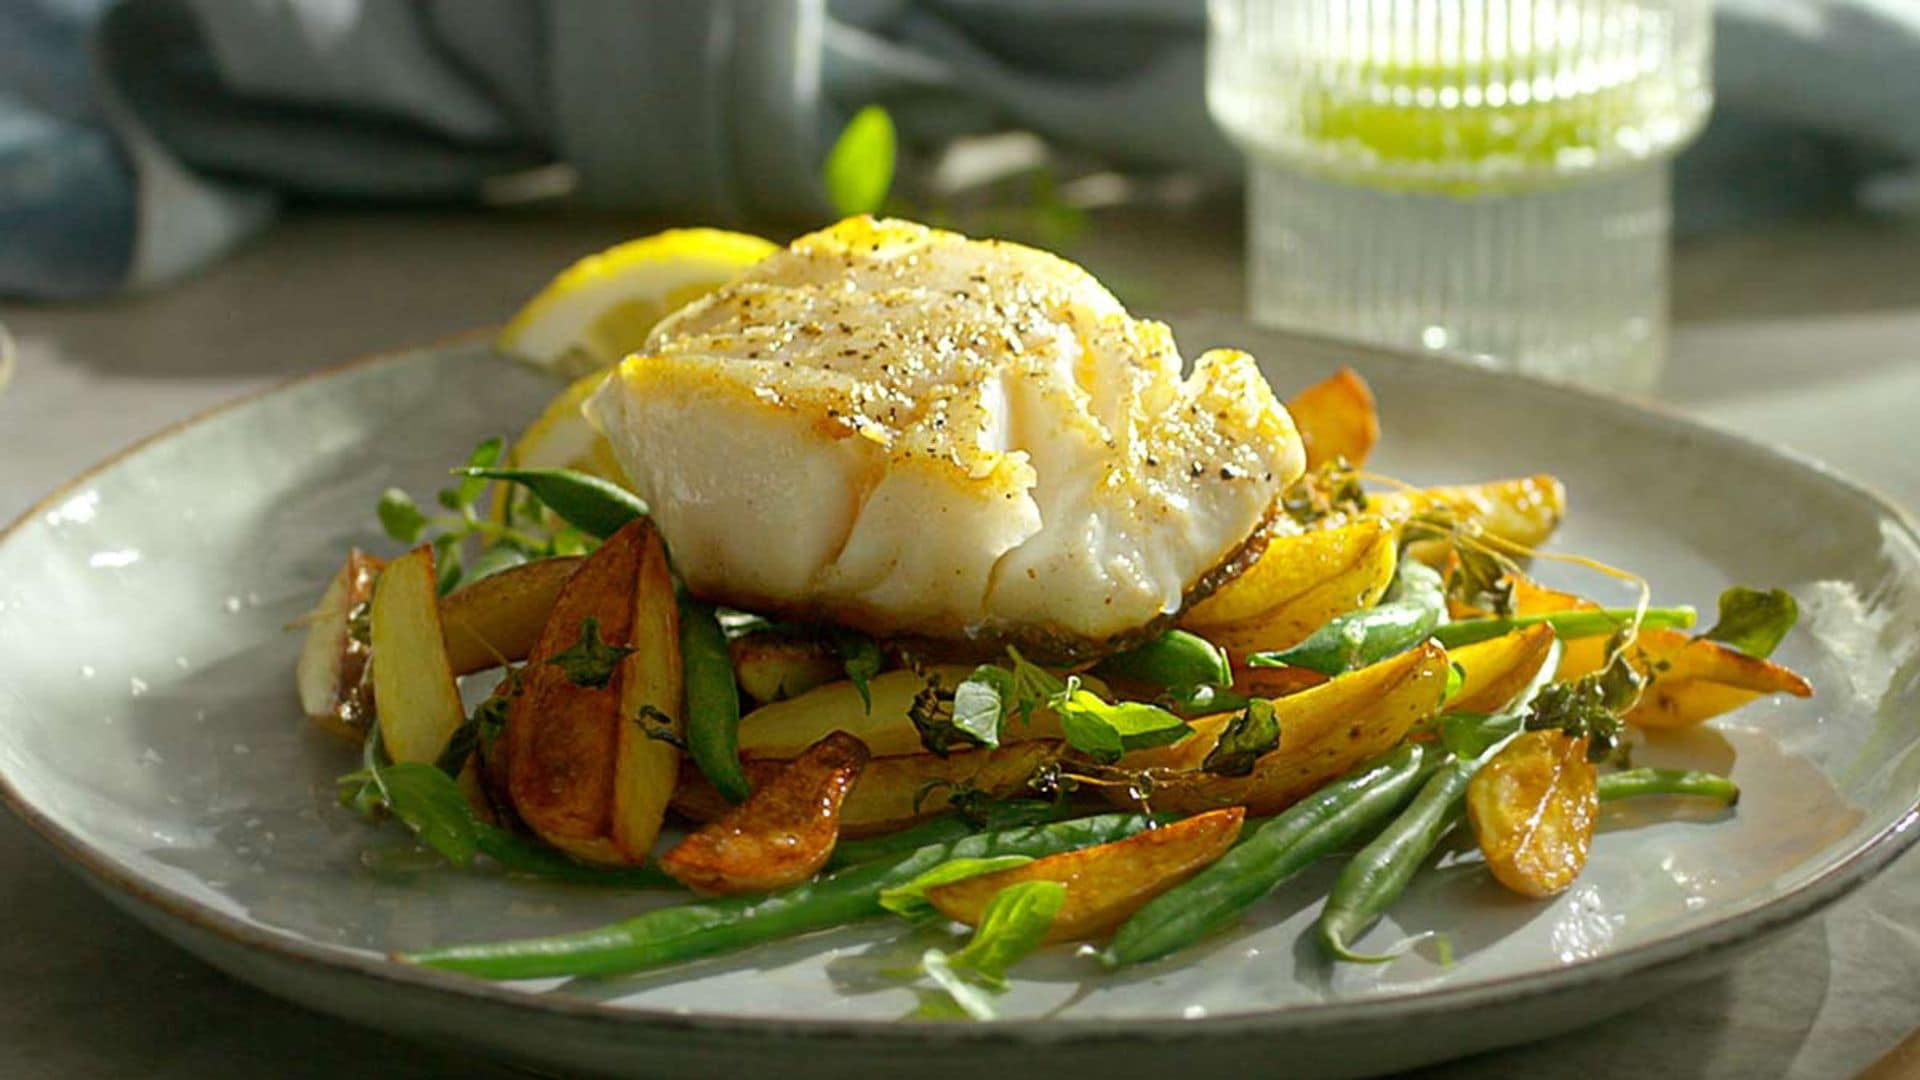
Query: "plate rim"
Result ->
[[3, 329, 1917, 1047]]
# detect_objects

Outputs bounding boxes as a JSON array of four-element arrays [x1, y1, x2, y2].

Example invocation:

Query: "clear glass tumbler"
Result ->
[[1208, 0, 1713, 391]]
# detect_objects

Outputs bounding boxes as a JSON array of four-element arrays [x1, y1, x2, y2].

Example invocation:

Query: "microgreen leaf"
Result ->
[[947, 879, 1066, 986], [377, 762, 481, 867], [877, 856, 1033, 918], [1051, 684, 1192, 765], [377, 488, 428, 545], [1006, 646, 1066, 724], [831, 629, 883, 712], [1701, 587, 1799, 659], [1443, 661, 1466, 704], [951, 665, 1012, 749], [823, 104, 896, 217], [546, 617, 634, 689], [1201, 698, 1280, 777]]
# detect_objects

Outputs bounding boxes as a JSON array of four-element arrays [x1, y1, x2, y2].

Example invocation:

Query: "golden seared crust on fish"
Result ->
[[587, 217, 1305, 656]]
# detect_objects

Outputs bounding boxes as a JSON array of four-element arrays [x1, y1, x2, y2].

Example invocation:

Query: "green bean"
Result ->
[[1248, 562, 1445, 676], [1104, 742, 1439, 967], [405, 812, 1155, 979], [1316, 642, 1563, 961], [679, 599, 750, 803], [1315, 760, 1472, 962], [1599, 767, 1739, 805], [1094, 630, 1232, 691], [1431, 606, 1695, 649], [456, 466, 648, 539], [826, 800, 1066, 868]]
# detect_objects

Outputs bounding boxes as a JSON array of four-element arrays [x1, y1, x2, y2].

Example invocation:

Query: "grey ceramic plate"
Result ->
[[2, 324, 1916, 1079]]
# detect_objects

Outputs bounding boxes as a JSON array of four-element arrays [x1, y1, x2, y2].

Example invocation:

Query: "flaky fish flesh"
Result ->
[[587, 217, 1303, 657]]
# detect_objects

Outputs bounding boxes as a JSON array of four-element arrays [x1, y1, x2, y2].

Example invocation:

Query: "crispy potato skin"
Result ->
[[369, 546, 468, 765], [506, 524, 645, 864], [1446, 624, 1557, 714], [1288, 368, 1380, 471], [441, 556, 582, 675], [1119, 642, 1452, 817], [674, 741, 1061, 838], [924, 807, 1244, 942], [296, 548, 384, 742], [1467, 730, 1598, 898], [660, 731, 869, 895], [1181, 518, 1399, 660]]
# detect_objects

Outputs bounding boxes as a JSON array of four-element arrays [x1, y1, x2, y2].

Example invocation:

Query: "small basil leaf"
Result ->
[[823, 104, 896, 217], [951, 665, 1011, 748], [1701, 587, 1799, 659], [379, 762, 480, 867], [1051, 687, 1192, 765], [1201, 698, 1280, 777], [377, 488, 428, 545], [831, 630, 884, 712], [948, 879, 1066, 986]]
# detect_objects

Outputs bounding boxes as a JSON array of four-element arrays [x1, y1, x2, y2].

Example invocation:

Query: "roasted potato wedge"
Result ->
[[924, 807, 1244, 942], [737, 668, 1076, 760], [1373, 475, 1566, 565], [1181, 518, 1399, 659], [369, 546, 467, 764], [659, 731, 868, 894], [507, 520, 679, 865], [1622, 629, 1813, 729], [1288, 368, 1380, 470], [611, 524, 684, 861], [674, 741, 1062, 838], [728, 628, 844, 706], [1467, 729, 1598, 898], [1446, 624, 1557, 714], [441, 556, 582, 675], [295, 548, 384, 741], [1489, 573, 1811, 726], [1125, 642, 1452, 816]]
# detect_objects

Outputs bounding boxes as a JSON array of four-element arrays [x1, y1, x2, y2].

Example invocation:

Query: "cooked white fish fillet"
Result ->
[[587, 217, 1304, 656]]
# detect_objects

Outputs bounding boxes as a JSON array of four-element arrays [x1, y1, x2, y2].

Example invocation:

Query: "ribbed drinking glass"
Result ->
[[1208, 0, 1713, 391]]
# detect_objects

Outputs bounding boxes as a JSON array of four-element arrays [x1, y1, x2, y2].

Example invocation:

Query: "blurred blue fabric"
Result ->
[[2, 0, 1916, 299]]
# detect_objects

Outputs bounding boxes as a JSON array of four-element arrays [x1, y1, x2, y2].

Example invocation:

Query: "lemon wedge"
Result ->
[[498, 228, 778, 376], [512, 369, 626, 480]]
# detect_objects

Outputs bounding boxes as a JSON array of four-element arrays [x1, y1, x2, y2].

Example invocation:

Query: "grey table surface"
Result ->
[[0, 205, 1916, 1079]]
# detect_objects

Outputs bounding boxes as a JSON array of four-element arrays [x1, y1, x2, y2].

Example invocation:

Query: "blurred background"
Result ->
[[0, 2, 1916, 1077]]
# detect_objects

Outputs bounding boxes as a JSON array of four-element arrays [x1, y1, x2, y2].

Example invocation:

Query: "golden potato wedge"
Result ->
[[1233, 663, 1326, 700], [440, 556, 582, 675], [659, 731, 868, 894], [1288, 368, 1380, 470], [1182, 519, 1399, 659], [1130, 642, 1452, 816], [674, 741, 1062, 838], [1499, 574, 1612, 681], [295, 548, 385, 742], [1467, 729, 1598, 898], [736, 667, 1076, 760], [728, 628, 844, 706], [506, 518, 679, 860], [1446, 624, 1557, 714], [924, 807, 1244, 942], [1373, 474, 1566, 565], [1622, 629, 1813, 730], [369, 546, 467, 765], [611, 524, 683, 862]]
